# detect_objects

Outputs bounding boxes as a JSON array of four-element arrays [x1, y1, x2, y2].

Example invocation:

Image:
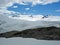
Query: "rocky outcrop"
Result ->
[[0, 26, 60, 40]]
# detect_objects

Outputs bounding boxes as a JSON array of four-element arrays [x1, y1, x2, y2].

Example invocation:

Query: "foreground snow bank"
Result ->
[[0, 37, 60, 45]]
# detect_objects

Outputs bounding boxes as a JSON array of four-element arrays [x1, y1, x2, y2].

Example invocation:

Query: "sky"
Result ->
[[0, 1, 60, 45], [0, 0, 60, 16]]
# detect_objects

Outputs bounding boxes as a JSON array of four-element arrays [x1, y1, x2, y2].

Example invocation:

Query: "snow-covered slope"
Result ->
[[0, 37, 60, 45], [0, 14, 60, 33]]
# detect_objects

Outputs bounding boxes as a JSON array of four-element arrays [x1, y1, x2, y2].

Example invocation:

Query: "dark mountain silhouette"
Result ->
[[0, 26, 60, 40]]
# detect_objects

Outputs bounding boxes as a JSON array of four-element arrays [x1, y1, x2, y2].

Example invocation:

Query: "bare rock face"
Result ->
[[0, 26, 60, 40]]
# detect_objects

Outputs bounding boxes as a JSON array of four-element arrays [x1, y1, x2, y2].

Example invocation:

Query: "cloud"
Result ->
[[25, 8, 30, 10], [0, 7, 20, 15], [13, 6, 18, 8], [0, 0, 14, 7], [56, 10, 60, 12], [0, 0, 60, 7], [0, 7, 10, 14], [39, 0, 60, 5], [0, 0, 60, 15], [0, 14, 60, 33], [9, 15, 60, 21]]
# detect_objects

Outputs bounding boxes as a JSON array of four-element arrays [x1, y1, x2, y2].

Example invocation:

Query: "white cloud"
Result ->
[[13, 6, 18, 8], [0, 7, 20, 15], [9, 15, 60, 21], [25, 8, 30, 10], [0, 0, 60, 15], [0, 0, 14, 7], [0, 14, 60, 33], [56, 10, 60, 12], [39, 0, 60, 5], [0, 7, 10, 14], [0, 0, 60, 7]]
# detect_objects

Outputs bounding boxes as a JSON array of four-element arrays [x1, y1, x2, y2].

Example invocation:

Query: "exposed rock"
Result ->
[[0, 26, 60, 40]]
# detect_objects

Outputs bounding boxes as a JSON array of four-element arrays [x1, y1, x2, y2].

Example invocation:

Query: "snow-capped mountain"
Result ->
[[0, 14, 60, 33]]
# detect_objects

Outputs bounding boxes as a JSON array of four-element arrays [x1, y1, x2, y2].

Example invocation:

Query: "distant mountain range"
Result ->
[[0, 26, 60, 40]]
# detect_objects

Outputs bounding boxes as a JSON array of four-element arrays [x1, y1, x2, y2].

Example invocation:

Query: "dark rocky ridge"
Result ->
[[0, 26, 60, 40]]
